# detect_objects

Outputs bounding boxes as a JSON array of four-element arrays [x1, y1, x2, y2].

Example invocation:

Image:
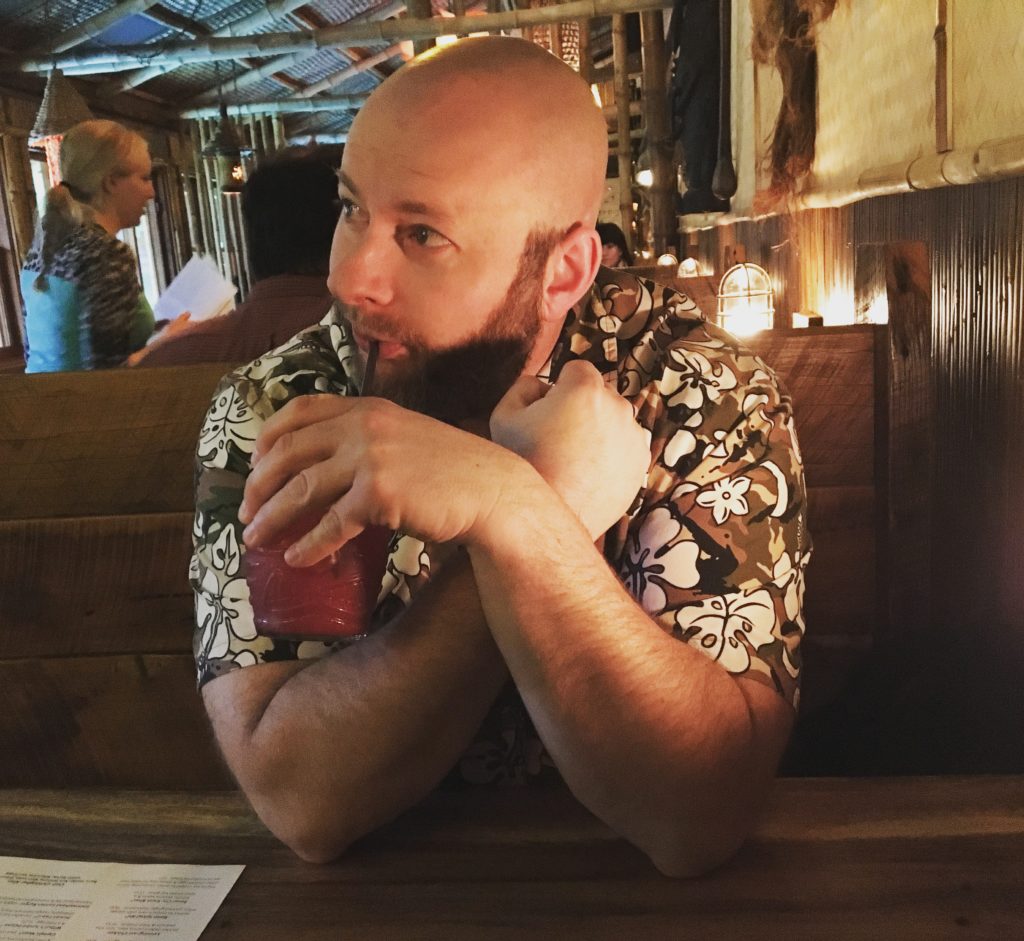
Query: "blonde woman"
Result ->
[[20, 119, 156, 372]]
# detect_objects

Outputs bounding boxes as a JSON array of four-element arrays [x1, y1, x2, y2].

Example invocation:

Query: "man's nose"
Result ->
[[329, 228, 396, 310]]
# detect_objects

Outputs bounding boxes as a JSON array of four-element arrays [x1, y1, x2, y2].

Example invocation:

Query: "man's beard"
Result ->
[[348, 229, 560, 426]]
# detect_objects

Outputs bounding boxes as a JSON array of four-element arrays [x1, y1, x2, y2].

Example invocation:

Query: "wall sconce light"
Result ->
[[677, 257, 701, 278], [717, 262, 774, 336]]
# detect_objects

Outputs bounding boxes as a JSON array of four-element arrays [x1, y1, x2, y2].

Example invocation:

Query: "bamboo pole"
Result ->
[[14, 0, 674, 73], [577, 17, 592, 81], [181, 95, 370, 119], [640, 7, 674, 256], [407, 0, 435, 56], [197, 119, 219, 264], [272, 116, 286, 151], [189, 122, 214, 258], [180, 168, 202, 256], [612, 14, 634, 253], [185, 1, 408, 105], [107, 0, 325, 92]]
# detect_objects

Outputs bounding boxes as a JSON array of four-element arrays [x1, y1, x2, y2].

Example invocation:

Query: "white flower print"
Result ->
[[196, 567, 256, 663], [696, 476, 751, 524], [772, 551, 807, 625], [209, 524, 242, 577], [378, 535, 429, 606], [244, 352, 284, 383], [659, 349, 737, 411], [197, 386, 258, 469], [194, 521, 257, 666], [622, 507, 700, 613], [663, 411, 704, 467], [675, 589, 776, 674]]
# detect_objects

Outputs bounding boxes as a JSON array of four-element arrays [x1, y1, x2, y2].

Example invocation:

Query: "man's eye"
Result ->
[[338, 196, 363, 221], [404, 225, 450, 249]]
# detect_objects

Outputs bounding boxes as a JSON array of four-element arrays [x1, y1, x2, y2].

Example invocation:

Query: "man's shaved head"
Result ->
[[331, 36, 610, 420], [350, 35, 609, 230]]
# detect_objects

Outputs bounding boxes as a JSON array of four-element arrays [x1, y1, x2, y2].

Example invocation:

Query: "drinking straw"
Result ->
[[361, 340, 378, 396]]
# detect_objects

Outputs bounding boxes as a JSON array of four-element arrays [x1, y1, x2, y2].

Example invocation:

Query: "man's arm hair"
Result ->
[[202, 550, 507, 863]]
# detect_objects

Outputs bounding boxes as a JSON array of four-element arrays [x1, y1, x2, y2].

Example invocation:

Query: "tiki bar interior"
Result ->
[[0, 0, 1021, 937]]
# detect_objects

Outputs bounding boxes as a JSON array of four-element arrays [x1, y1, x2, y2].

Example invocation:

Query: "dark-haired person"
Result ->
[[134, 148, 340, 367], [596, 221, 634, 267], [21, 120, 156, 372]]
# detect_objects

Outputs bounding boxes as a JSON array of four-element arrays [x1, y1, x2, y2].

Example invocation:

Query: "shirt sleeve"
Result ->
[[191, 360, 351, 688], [616, 324, 811, 709]]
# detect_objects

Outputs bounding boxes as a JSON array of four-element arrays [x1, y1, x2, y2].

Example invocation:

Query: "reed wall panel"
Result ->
[[851, 178, 1024, 629]]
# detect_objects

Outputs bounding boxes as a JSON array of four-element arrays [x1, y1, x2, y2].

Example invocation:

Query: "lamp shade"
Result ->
[[717, 262, 774, 335], [201, 103, 248, 159], [29, 68, 94, 145]]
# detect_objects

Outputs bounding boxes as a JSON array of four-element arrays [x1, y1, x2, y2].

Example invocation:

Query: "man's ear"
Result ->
[[540, 225, 601, 325]]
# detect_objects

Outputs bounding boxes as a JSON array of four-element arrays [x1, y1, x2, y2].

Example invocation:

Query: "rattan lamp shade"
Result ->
[[29, 68, 94, 145]]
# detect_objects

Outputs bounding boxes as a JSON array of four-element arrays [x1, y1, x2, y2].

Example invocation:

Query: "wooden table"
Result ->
[[1, 777, 1021, 939]]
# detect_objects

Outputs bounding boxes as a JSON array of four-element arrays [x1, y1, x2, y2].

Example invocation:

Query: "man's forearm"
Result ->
[[204, 550, 507, 862], [466, 484, 792, 877]]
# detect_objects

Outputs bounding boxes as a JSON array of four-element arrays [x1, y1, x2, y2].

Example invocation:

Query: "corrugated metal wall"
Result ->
[[852, 179, 1024, 632], [694, 178, 1023, 635], [693, 179, 1024, 773]]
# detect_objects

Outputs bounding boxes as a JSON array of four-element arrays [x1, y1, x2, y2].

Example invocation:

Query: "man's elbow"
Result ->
[[643, 821, 750, 879], [253, 796, 366, 865]]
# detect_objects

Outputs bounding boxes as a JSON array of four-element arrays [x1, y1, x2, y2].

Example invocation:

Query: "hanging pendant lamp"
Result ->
[[29, 68, 94, 145]]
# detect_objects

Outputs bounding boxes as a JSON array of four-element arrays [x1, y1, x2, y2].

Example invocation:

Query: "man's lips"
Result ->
[[352, 330, 408, 360]]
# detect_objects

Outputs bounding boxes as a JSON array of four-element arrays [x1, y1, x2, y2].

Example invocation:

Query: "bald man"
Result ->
[[192, 37, 810, 877]]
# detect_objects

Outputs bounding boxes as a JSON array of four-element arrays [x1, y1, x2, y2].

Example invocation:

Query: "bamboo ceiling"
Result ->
[[0, 0, 665, 145]]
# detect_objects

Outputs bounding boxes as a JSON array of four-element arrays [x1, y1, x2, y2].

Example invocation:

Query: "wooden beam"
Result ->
[[640, 7, 674, 255], [12, 0, 674, 74], [612, 13, 635, 251], [143, 3, 208, 36], [407, 0, 435, 56]]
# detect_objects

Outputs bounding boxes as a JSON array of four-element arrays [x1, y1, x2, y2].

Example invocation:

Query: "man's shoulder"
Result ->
[[571, 266, 772, 391], [220, 316, 355, 411]]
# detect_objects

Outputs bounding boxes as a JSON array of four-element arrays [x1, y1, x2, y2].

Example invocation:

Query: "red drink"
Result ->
[[245, 522, 391, 639]]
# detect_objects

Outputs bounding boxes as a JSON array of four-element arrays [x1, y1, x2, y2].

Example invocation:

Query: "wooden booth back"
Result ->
[[0, 364, 236, 788], [0, 329, 885, 789]]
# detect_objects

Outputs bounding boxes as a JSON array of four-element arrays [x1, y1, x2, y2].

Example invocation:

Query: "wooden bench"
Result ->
[[0, 329, 885, 788], [0, 364, 236, 788]]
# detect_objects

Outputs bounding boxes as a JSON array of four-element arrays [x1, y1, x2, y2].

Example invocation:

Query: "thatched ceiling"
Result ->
[[0, 0, 634, 143]]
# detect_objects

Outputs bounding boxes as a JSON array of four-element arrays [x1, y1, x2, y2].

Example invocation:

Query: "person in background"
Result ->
[[596, 221, 634, 267], [134, 148, 340, 368], [20, 119, 156, 373]]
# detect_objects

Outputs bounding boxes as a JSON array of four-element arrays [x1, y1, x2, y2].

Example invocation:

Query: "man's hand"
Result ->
[[490, 360, 650, 538], [238, 395, 533, 566]]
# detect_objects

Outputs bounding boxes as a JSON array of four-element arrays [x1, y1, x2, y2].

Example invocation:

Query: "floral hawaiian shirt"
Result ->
[[191, 266, 810, 784]]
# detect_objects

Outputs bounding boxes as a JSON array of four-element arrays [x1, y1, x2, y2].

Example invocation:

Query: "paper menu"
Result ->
[[153, 254, 236, 323], [0, 856, 244, 941]]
